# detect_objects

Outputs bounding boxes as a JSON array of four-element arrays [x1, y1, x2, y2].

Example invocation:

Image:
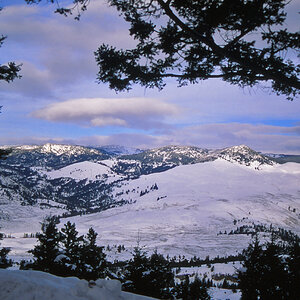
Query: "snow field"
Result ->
[[1, 159, 299, 263]]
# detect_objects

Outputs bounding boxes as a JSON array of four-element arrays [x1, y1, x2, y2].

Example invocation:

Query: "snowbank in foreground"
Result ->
[[0, 269, 156, 300]]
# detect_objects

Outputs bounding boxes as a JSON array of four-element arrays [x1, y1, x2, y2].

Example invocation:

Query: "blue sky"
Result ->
[[0, 1, 299, 153]]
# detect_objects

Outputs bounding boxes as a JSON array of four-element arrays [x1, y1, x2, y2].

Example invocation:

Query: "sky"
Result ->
[[0, 0, 299, 153]]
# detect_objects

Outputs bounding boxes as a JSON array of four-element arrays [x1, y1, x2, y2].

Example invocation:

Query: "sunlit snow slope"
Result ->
[[61, 159, 300, 258], [1, 144, 299, 260]]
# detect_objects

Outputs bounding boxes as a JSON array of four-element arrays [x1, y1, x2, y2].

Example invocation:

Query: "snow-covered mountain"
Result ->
[[0, 143, 299, 260], [0, 143, 276, 209], [2, 143, 110, 169], [96, 145, 144, 156], [264, 152, 300, 164]]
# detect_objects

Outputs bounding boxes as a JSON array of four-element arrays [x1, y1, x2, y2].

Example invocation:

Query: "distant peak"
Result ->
[[217, 145, 275, 167], [39, 143, 101, 156], [97, 145, 144, 156]]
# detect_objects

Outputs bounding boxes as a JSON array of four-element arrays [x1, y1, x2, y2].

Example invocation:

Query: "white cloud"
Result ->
[[31, 97, 179, 129], [0, 3, 134, 98], [0, 61, 53, 98]]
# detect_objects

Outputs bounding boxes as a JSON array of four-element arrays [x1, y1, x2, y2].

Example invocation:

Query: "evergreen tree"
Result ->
[[0, 16, 21, 83], [175, 274, 210, 300], [258, 242, 288, 299], [58, 221, 83, 276], [122, 246, 150, 295], [146, 251, 174, 298], [0, 232, 12, 268], [239, 237, 299, 300], [123, 248, 175, 299], [25, 1, 299, 100], [0, 148, 11, 160], [28, 216, 61, 274], [25, 220, 107, 280], [239, 238, 264, 299], [286, 242, 300, 299], [76, 227, 107, 280], [190, 275, 210, 300]]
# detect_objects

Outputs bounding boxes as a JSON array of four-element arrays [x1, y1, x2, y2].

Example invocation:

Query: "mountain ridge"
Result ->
[[0, 143, 277, 213]]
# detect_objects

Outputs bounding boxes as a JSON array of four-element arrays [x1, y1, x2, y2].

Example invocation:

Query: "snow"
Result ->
[[208, 287, 241, 300], [0, 269, 156, 300], [10, 145, 40, 151], [261, 162, 300, 174], [1, 158, 299, 262], [45, 161, 120, 182], [47, 159, 299, 259], [178, 262, 242, 279], [176, 262, 242, 288], [40, 143, 99, 156], [99, 145, 143, 156]]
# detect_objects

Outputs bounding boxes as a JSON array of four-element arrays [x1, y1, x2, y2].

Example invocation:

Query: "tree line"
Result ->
[[1, 217, 299, 299]]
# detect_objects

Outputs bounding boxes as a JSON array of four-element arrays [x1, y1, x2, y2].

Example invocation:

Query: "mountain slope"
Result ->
[[111, 144, 275, 176], [2, 143, 110, 170], [0, 143, 280, 216], [62, 159, 299, 258], [2, 157, 299, 260]]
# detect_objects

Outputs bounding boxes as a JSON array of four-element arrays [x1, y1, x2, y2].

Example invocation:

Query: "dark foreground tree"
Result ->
[[0, 125, 12, 160], [27, 0, 300, 100], [239, 237, 300, 300], [76, 227, 107, 280], [175, 274, 210, 300], [28, 216, 61, 274], [0, 9, 21, 82], [0, 149, 11, 160], [57, 221, 83, 277], [25, 219, 107, 280], [122, 247, 175, 299], [0, 232, 12, 268], [0, 128, 11, 161], [122, 247, 210, 299]]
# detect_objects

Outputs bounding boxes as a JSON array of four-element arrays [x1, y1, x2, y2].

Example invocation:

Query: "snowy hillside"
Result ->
[[0, 143, 299, 261], [55, 159, 299, 258], [45, 161, 122, 183], [2, 158, 299, 262]]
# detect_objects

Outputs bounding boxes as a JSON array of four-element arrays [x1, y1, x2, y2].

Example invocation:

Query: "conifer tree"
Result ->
[[0, 232, 12, 268], [147, 251, 174, 299], [0, 149, 11, 160], [123, 248, 175, 299], [28, 216, 61, 274], [58, 221, 83, 276], [77, 227, 107, 280], [239, 237, 299, 300], [258, 242, 288, 299], [25, 1, 299, 100], [175, 274, 210, 300], [286, 242, 300, 299], [239, 237, 264, 299], [122, 246, 150, 294]]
